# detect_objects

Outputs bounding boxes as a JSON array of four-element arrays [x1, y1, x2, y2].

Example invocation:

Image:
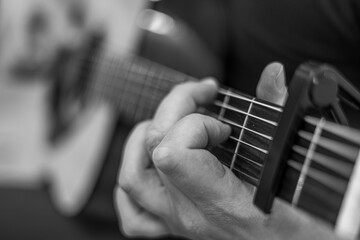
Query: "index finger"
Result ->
[[146, 78, 218, 154]]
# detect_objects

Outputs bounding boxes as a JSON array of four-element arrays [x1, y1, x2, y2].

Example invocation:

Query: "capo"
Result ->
[[254, 62, 360, 213]]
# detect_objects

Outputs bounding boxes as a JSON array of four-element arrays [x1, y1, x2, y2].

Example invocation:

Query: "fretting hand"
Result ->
[[114, 63, 342, 239]]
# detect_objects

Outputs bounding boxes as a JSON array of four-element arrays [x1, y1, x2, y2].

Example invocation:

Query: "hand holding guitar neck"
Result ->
[[114, 63, 290, 239]]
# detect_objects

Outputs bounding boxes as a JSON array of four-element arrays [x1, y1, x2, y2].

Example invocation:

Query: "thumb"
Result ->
[[256, 62, 288, 106], [152, 114, 233, 201]]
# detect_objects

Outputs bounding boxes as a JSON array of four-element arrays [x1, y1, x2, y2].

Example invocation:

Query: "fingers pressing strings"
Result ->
[[146, 79, 219, 156]]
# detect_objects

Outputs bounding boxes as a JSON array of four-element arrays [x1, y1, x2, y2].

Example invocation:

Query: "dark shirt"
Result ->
[[148, 0, 360, 127], [224, 0, 360, 95]]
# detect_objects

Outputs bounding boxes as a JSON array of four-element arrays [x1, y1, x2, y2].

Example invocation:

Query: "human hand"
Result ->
[[115, 63, 288, 239], [115, 78, 220, 237]]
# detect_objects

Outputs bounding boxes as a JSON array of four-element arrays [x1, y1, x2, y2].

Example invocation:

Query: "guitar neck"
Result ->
[[81, 50, 360, 232], [86, 53, 195, 123]]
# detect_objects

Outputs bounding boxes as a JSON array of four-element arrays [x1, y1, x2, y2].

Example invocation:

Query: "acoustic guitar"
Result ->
[[47, 1, 360, 239]]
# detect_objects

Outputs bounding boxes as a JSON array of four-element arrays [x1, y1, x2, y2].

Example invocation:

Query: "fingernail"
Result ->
[[201, 77, 218, 87], [274, 65, 286, 91]]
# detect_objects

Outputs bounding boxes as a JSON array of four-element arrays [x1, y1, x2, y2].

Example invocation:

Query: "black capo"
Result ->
[[254, 62, 360, 213]]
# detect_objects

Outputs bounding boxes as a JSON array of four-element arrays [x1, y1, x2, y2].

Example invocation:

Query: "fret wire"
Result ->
[[91, 77, 165, 112], [127, 58, 151, 119], [232, 167, 260, 186], [218, 89, 230, 121], [292, 144, 353, 178], [86, 52, 283, 113], [91, 54, 175, 98], [84, 51, 283, 135], [131, 70, 148, 121], [117, 57, 133, 114], [214, 101, 278, 126], [79, 51, 191, 94], [216, 145, 263, 168], [216, 145, 261, 185], [305, 116, 360, 145], [230, 99, 254, 170], [229, 136, 269, 154], [220, 117, 273, 140], [292, 118, 326, 206], [84, 52, 283, 127], [287, 159, 346, 194], [218, 88, 283, 112], [298, 130, 359, 163], [110, 55, 121, 110], [139, 63, 168, 119]]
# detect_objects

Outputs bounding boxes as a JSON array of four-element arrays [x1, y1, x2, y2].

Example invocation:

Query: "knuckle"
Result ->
[[152, 146, 178, 174], [118, 173, 137, 195], [145, 127, 164, 156], [179, 114, 208, 136]]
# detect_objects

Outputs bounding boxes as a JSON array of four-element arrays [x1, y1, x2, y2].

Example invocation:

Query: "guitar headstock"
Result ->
[[254, 62, 360, 236]]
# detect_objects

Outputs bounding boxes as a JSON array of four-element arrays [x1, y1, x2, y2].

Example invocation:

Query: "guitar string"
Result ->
[[288, 130, 357, 179], [89, 68, 277, 156], [71, 49, 283, 186], [89, 73, 279, 142], [89, 75, 276, 154], [285, 122, 358, 205], [287, 159, 346, 195], [75, 46, 360, 202], [214, 101, 278, 127], [292, 145, 353, 178], [82, 52, 284, 184], [86, 59, 278, 142]]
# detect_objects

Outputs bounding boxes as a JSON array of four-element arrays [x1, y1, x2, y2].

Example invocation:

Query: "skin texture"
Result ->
[[114, 63, 343, 240]]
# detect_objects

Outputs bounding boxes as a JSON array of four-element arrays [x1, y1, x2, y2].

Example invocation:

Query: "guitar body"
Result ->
[[48, 0, 223, 223]]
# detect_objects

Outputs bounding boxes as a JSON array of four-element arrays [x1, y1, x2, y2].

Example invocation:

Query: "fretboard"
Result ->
[[84, 52, 282, 179], [80, 51, 360, 232], [86, 53, 195, 123]]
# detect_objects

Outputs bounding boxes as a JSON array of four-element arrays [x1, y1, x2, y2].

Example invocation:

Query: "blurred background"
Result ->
[[1, 0, 360, 239], [0, 0, 221, 239]]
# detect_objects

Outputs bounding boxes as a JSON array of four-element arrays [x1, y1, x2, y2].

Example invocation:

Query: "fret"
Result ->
[[250, 104, 281, 124], [220, 118, 272, 141], [292, 145, 353, 179], [211, 145, 261, 186], [278, 118, 360, 227], [204, 87, 282, 185], [292, 118, 326, 206], [287, 159, 348, 195], [88, 53, 185, 123], [229, 136, 269, 154], [217, 90, 230, 121], [230, 99, 254, 170], [299, 131, 359, 163], [217, 89, 283, 113], [75, 47, 360, 233], [214, 101, 277, 127]]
